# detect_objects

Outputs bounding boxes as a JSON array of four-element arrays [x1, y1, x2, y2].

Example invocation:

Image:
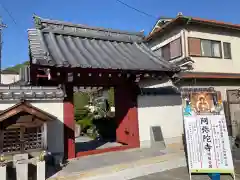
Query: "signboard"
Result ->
[[182, 89, 235, 176]]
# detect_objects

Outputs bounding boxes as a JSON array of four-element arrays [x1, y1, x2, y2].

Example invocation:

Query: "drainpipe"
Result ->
[[182, 16, 192, 58], [183, 17, 191, 58], [182, 29, 187, 58]]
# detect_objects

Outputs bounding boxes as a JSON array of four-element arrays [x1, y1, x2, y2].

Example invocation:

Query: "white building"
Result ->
[[1, 70, 20, 84]]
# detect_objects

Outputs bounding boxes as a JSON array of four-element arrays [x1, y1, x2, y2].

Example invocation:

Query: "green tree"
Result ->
[[2, 61, 29, 73]]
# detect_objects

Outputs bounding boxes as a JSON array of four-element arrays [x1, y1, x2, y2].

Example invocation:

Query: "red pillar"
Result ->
[[115, 83, 140, 147], [64, 85, 75, 159]]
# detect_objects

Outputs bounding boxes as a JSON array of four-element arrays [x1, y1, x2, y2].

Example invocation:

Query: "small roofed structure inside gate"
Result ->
[[0, 85, 65, 159], [27, 15, 181, 159]]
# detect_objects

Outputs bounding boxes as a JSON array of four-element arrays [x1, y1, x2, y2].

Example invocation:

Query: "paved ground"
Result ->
[[75, 136, 122, 152], [49, 148, 240, 180], [129, 148, 240, 180], [49, 147, 168, 178], [131, 166, 238, 180]]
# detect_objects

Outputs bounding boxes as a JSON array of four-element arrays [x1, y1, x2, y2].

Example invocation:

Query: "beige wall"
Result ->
[[0, 100, 64, 154], [185, 27, 240, 73], [149, 26, 240, 74]]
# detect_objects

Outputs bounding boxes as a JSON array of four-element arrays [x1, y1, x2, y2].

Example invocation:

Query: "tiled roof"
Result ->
[[28, 16, 179, 72], [0, 85, 65, 100], [146, 15, 240, 41]]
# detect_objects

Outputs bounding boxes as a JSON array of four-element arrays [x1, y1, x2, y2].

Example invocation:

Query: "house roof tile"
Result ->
[[146, 15, 240, 41]]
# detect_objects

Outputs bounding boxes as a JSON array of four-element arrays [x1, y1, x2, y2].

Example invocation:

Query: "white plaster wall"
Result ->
[[185, 27, 240, 73], [137, 79, 183, 148], [1, 74, 20, 84], [0, 100, 64, 154], [32, 101, 64, 154], [137, 95, 183, 148]]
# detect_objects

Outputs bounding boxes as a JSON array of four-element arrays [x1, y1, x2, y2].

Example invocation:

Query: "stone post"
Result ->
[[16, 162, 28, 180], [0, 165, 6, 180], [14, 154, 28, 180], [13, 154, 28, 168], [37, 161, 45, 180]]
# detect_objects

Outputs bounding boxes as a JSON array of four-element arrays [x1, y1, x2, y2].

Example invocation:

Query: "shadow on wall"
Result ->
[[138, 86, 182, 108], [46, 122, 72, 179], [47, 119, 64, 155]]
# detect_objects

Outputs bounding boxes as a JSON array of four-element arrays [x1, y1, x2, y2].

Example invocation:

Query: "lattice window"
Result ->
[[24, 127, 43, 151], [1, 126, 44, 154], [3, 128, 21, 154]]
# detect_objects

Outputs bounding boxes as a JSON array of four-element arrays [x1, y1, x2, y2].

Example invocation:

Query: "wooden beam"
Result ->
[[0, 107, 22, 122], [0, 102, 55, 123], [30, 64, 168, 86]]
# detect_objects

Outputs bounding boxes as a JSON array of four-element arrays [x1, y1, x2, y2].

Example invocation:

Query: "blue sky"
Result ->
[[0, 0, 239, 69]]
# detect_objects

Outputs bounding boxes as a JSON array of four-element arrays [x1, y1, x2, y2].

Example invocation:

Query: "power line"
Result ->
[[0, 17, 6, 81], [0, 3, 17, 25], [115, 0, 157, 19]]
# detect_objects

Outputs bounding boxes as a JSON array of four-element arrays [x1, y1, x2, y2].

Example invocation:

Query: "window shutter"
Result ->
[[188, 37, 201, 56], [170, 38, 182, 59], [162, 44, 170, 61]]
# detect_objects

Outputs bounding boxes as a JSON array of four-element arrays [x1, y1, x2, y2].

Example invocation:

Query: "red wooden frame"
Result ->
[[30, 65, 152, 159]]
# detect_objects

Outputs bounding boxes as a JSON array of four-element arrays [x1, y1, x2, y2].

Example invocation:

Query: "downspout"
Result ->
[[182, 17, 192, 58], [182, 29, 187, 58]]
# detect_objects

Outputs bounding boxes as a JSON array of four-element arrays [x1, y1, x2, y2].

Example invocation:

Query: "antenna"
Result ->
[[0, 17, 6, 84]]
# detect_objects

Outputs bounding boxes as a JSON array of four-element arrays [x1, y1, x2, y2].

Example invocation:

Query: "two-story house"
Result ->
[[146, 14, 240, 137]]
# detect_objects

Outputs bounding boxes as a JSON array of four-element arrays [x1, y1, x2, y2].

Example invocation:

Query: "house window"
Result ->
[[162, 44, 170, 61], [170, 38, 182, 59], [154, 38, 182, 61], [223, 42, 231, 59], [188, 37, 222, 58]]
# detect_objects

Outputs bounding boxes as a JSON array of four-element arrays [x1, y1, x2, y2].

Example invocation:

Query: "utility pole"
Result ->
[[0, 17, 7, 84]]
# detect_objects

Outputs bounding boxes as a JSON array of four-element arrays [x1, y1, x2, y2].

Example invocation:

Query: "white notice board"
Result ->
[[184, 114, 234, 174]]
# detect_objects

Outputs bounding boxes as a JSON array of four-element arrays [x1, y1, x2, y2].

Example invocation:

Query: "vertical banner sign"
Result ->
[[182, 88, 234, 176]]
